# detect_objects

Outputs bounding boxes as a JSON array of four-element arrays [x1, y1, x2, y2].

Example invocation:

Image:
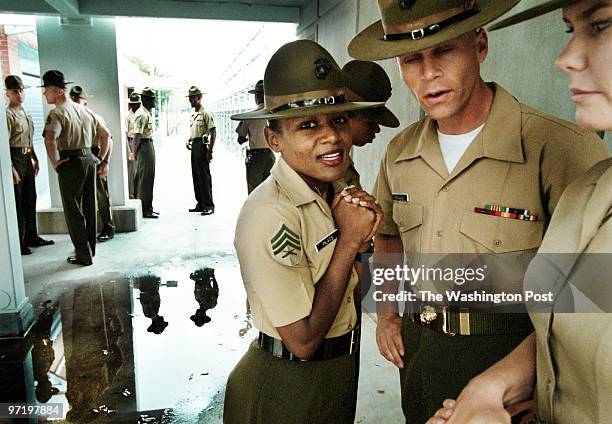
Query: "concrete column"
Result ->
[[0, 68, 34, 338], [35, 16, 141, 233]]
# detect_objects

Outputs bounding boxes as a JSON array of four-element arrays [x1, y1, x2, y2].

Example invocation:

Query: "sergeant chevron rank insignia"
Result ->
[[270, 224, 302, 265]]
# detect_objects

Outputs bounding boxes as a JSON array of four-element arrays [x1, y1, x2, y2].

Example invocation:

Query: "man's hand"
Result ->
[[98, 162, 109, 177], [32, 159, 40, 177], [128, 152, 135, 161], [53, 158, 69, 171], [376, 313, 405, 368], [186, 140, 192, 150], [12, 167, 21, 185]]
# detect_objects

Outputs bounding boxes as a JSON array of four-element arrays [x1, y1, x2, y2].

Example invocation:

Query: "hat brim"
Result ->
[[348, 0, 521, 60], [137, 93, 156, 98], [186, 93, 204, 97], [248, 89, 263, 94], [128, 100, 141, 104], [489, 0, 571, 31], [37, 81, 73, 88], [5, 85, 31, 90], [362, 106, 400, 128], [231, 101, 385, 121]]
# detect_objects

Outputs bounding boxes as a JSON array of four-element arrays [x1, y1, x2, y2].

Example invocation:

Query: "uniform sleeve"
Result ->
[[541, 130, 610, 213], [373, 150, 400, 235], [133, 114, 146, 135], [6, 110, 14, 135], [43, 110, 62, 137], [204, 111, 215, 130], [236, 121, 248, 138], [234, 203, 313, 327]]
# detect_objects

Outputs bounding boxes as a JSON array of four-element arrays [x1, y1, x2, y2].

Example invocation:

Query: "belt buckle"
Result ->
[[419, 304, 437, 325], [441, 306, 456, 336], [458, 308, 470, 335]]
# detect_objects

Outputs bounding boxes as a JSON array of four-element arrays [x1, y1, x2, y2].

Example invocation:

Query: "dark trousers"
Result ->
[[399, 315, 531, 423], [135, 142, 156, 216], [127, 137, 135, 199], [191, 140, 214, 208], [91, 147, 114, 232], [224, 341, 358, 424], [57, 155, 96, 262], [246, 150, 275, 194], [11, 150, 38, 247]]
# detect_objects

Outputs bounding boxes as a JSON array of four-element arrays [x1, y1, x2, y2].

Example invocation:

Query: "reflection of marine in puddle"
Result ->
[[31, 302, 60, 402], [136, 275, 169, 334], [190, 268, 219, 327]]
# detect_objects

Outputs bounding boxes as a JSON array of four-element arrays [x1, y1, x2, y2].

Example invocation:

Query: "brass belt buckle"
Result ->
[[441, 306, 456, 336], [420, 304, 437, 325]]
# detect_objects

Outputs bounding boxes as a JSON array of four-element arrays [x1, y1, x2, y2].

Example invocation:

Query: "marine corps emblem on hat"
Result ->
[[230, 39, 383, 121], [348, 0, 521, 60], [186, 86, 204, 97]]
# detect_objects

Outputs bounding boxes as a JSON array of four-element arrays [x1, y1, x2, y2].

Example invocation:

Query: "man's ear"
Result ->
[[265, 126, 281, 153], [475, 28, 489, 64]]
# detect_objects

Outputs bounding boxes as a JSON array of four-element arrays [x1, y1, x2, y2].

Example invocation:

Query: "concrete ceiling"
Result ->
[[0, 0, 310, 23]]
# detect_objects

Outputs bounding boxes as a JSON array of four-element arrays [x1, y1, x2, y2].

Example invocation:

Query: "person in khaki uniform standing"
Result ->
[[132, 87, 158, 219], [428, 1, 612, 423], [69, 85, 115, 242], [41, 71, 110, 266], [125, 93, 140, 199], [347, 1, 610, 422], [223, 40, 385, 424], [236, 80, 276, 194], [186, 86, 216, 215], [5, 75, 54, 255]]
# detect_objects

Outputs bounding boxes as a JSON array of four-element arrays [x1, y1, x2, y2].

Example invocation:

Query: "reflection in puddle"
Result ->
[[0, 259, 255, 423]]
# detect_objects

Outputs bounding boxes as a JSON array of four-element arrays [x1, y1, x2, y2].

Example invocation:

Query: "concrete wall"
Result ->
[[300, 0, 610, 192]]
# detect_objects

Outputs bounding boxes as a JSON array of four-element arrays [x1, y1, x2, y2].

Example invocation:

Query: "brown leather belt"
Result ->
[[59, 148, 91, 159], [258, 328, 359, 361], [410, 304, 533, 336], [10, 147, 32, 155]]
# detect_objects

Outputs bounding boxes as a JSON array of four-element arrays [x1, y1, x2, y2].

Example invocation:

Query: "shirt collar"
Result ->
[[396, 83, 525, 164], [271, 156, 325, 208]]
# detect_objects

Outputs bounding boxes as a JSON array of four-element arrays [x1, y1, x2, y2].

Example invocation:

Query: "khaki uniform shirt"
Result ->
[[6, 105, 34, 148], [236, 106, 268, 150], [43, 99, 107, 150], [189, 106, 215, 140], [234, 156, 358, 340], [125, 109, 136, 138], [374, 83, 609, 257], [88, 108, 108, 149], [133, 106, 154, 139], [526, 158, 612, 423]]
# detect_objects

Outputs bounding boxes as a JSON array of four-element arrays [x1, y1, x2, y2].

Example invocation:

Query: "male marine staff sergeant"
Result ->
[[42, 70, 110, 266], [186, 86, 216, 215], [133, 87, 158, 219], [347, 0, 610, 422], [5, 75, 54, 255]]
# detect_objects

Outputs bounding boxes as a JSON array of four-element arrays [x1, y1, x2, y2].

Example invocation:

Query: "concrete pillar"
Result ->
[[0, 67, 34, 338], [35, 16, 141, 233]]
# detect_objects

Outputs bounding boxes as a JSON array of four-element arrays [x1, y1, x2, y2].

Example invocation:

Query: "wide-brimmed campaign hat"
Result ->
[[69, 85, 87, 99], [4, 75, 29, 90], [231, 40, 383, 121], [342, 60, 400, 128], [186, 86, 204, 97], [128, 92, 141, 104], [489, 1, 573, 31], [348, 0, 521, 60], [138, 87, 156, 98], [39, 70, 73, 88], [248, 80, 264, 94]]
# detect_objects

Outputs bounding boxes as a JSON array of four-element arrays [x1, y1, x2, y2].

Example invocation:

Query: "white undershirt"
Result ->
[[437, 123, 485, 173]]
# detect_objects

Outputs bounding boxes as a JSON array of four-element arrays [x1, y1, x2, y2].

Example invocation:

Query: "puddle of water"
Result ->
[[0, 257, 255, 423]]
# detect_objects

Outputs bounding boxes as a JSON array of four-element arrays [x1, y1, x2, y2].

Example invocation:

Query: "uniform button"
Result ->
[[347, 296, 352, 303], [546, 378, 553, 391], [442, 186, 449, 192], [348, 323, 353, 330], [494, 239, 502, 247], [437, 231, 443, 237]]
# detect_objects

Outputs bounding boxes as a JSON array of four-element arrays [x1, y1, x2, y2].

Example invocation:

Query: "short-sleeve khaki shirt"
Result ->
[[6, 105, 34, 148], [43, 99, 107, 150], [374, 83, 609, 256], [525, 158, 612, 424], [236, 106, 269, 150], [133, 106, 154, 139], [234, 156, 358, 340], [125, 109, 137, 138], [88, 108, 108, 148], [190, 106, 215, 140]]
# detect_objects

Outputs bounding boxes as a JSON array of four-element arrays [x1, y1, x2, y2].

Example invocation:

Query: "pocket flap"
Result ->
[[393, 203, 424, 233]]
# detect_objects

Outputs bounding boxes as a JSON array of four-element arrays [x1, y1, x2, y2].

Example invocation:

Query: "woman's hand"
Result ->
[[338, 186, 383, 240]]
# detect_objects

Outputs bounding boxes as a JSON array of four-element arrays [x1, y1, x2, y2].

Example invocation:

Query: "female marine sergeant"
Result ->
[[223, 40, 384, 423], [429, 1, 612, 423]]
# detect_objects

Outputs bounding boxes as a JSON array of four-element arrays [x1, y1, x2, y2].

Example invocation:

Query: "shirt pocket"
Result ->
[[460, 210, 544, 253], [393, 203, 424, 252]]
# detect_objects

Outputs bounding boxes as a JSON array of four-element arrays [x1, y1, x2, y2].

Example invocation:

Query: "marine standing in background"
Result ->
[[186, 86, 216, 216], [5, 75, 54, 255], [41, 71, 110, 266], [132, 87, 158, 219], [235, 80, 275, 194], [69, 85, 115, 242], [125, 93, 140, 199]]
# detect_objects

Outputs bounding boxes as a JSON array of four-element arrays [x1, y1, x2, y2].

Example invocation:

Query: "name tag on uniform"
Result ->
[[392, 193, 409, 202], [315, 229, 339, 252]]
